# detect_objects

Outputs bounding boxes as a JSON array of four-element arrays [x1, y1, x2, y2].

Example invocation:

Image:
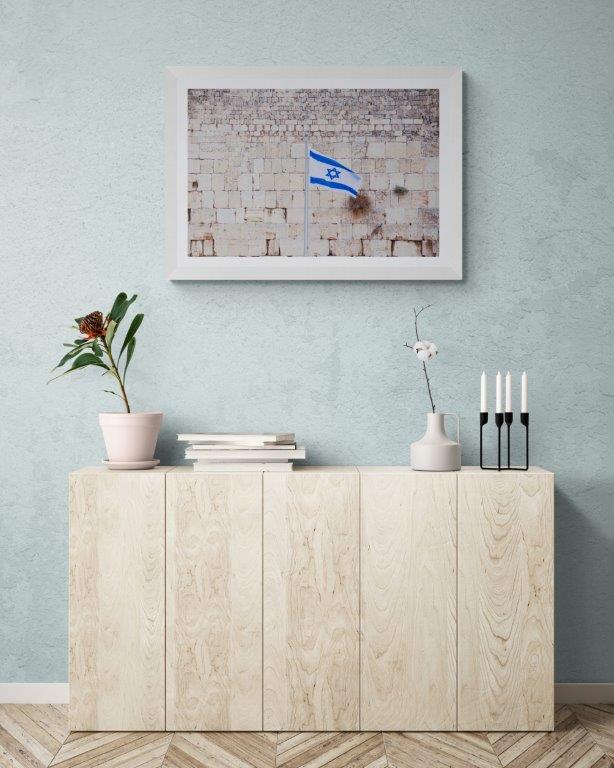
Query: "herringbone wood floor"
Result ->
[[0, 705, 613, 768]]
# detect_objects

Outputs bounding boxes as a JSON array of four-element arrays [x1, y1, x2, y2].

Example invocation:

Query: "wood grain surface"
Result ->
[[166, 471, 263, 731], [361, 471, 457, 730], [4, 702, 614, 768], [263, 470, 360, 731], [458, 471, 554, 731], [69, 471, 166, 731]]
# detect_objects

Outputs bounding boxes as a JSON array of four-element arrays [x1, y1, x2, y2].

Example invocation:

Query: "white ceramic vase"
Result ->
[[410, 412, 461, 471], [99, 412, 163, 463]]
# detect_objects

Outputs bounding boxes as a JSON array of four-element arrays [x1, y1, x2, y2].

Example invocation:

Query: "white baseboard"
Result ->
[[555, 683, 614, 704], [0, 682, 611, 706], [0, 683, 69, 704]]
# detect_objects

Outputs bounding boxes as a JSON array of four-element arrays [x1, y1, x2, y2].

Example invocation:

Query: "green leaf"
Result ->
[[103, 389, 121, 399], [74, 316, 83, 325], [48, 353, 109, 383], [92, 340, 103, 357], [115, 294, 137, 325], [72, 352, 109, 369], [108, 292, 137, 326], [108, 293, 127, 321], [118, 313, 143, 361], [53, 342, 93, 370], [105, 320, 117, 348], [74, 338, 88, 345], [123, 338, 136, 379]]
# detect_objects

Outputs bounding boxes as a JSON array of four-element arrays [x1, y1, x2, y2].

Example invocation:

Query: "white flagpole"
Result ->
[[303, 134, 309, 257]]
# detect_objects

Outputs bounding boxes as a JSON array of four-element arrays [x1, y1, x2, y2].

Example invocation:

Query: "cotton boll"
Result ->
[[413, 341, 438, 361]]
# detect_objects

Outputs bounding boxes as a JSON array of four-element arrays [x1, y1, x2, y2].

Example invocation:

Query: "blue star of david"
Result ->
[[325, 167, 341, 181]]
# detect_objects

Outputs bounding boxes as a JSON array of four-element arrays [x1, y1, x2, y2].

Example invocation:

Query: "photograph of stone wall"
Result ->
[[187, 88, 439, 258]]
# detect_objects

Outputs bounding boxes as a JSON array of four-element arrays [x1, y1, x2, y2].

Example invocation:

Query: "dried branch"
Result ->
[[409, 304, 436, 413]]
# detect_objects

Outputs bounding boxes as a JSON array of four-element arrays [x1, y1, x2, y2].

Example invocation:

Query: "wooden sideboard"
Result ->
[[69, 466, 554, 732]]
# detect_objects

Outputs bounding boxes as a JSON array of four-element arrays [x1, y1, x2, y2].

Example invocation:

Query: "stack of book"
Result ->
[[178, 432, 304, 472]]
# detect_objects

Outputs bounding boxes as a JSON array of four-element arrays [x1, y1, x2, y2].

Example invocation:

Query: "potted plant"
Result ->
[[404, 304, 461, 471], [50, 292, 162, 467]]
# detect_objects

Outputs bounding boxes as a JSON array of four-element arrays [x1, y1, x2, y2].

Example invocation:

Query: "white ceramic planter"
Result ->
[[410, 412, 461, 471], [99, 412, 163, 463]]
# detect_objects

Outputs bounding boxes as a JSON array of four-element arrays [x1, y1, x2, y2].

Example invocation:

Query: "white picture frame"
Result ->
[[165, 66, 462, 281]]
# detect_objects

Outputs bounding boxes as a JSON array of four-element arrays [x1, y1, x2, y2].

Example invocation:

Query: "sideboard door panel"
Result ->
[[360, 470, 457, 730], [458, 471, 554, 731], [69, 470, 166, 731], [263, 470, 360, 731], [166, 471, 263, 731]]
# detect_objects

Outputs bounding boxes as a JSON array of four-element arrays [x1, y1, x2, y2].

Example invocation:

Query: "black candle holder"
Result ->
[[480, 411, 529, 471]]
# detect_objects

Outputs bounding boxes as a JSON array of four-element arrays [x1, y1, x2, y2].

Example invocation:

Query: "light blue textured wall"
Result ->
[[1, 0, 612, 683]]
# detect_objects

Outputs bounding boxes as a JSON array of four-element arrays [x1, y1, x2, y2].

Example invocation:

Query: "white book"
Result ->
[[192, 462, 294, 472], [188, 443, 296, 451], [178, 432, 294, 445], [185, 447, 305, 461]]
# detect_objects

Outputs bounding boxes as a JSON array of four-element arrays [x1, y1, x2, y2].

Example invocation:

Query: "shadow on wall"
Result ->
[[555, 485, 614, 682]]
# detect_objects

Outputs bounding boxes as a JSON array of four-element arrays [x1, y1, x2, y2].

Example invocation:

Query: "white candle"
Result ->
[[495, 371, 502, 413], [521, 371, 528, 413], [505, 371, 512, 412], [481, 371, 487, 412]]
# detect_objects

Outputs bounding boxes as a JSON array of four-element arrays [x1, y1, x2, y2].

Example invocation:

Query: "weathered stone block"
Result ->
[[410, 191, 429, 207], [422, 238, 438, 257], [405, 173, 424, 190], [214, 191, 229, 208], [279, 237, 304, 256], [367, 142, 386, 158], [277, 191, 294, 208], [370, 173, 389, 190], [274, 174, 288, 191], [264, 207, 287, 223], [393, 239, 422, 257], [188, 191, 202, 208], [191, 208, 214, 225], [196, 174, 212, 191], [200, 236, 214, 256], [424, 173, 438, 190], [286, 208, 303, 224], [238, 173, 254, 191], [386, 142, 406, 159], [228, 191, 242, 208], [405, 140, 421, 158], [386, 208, 408, 224], [371, 239, 392, 257], [216, 208, 236, 224], [189, 240, 203, 257], [388, 172, 405, 189], [266, 238, 280, 256], [308, 239, 329, 257]]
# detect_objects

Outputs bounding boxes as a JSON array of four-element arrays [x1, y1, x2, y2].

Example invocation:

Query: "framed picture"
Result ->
[[166, 67, 462, 280]]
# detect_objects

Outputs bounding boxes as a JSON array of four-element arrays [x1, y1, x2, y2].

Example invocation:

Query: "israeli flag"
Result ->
[[308, 148, 361, 198]]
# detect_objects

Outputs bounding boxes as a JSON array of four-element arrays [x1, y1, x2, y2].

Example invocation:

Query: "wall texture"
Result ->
[[0, 0, 612, 684]]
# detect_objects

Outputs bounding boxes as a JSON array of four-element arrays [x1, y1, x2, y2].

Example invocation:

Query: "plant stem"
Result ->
[[422, 361, 436, 413], [413, 305, 436, 413], [101, 337, 131, 413]]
